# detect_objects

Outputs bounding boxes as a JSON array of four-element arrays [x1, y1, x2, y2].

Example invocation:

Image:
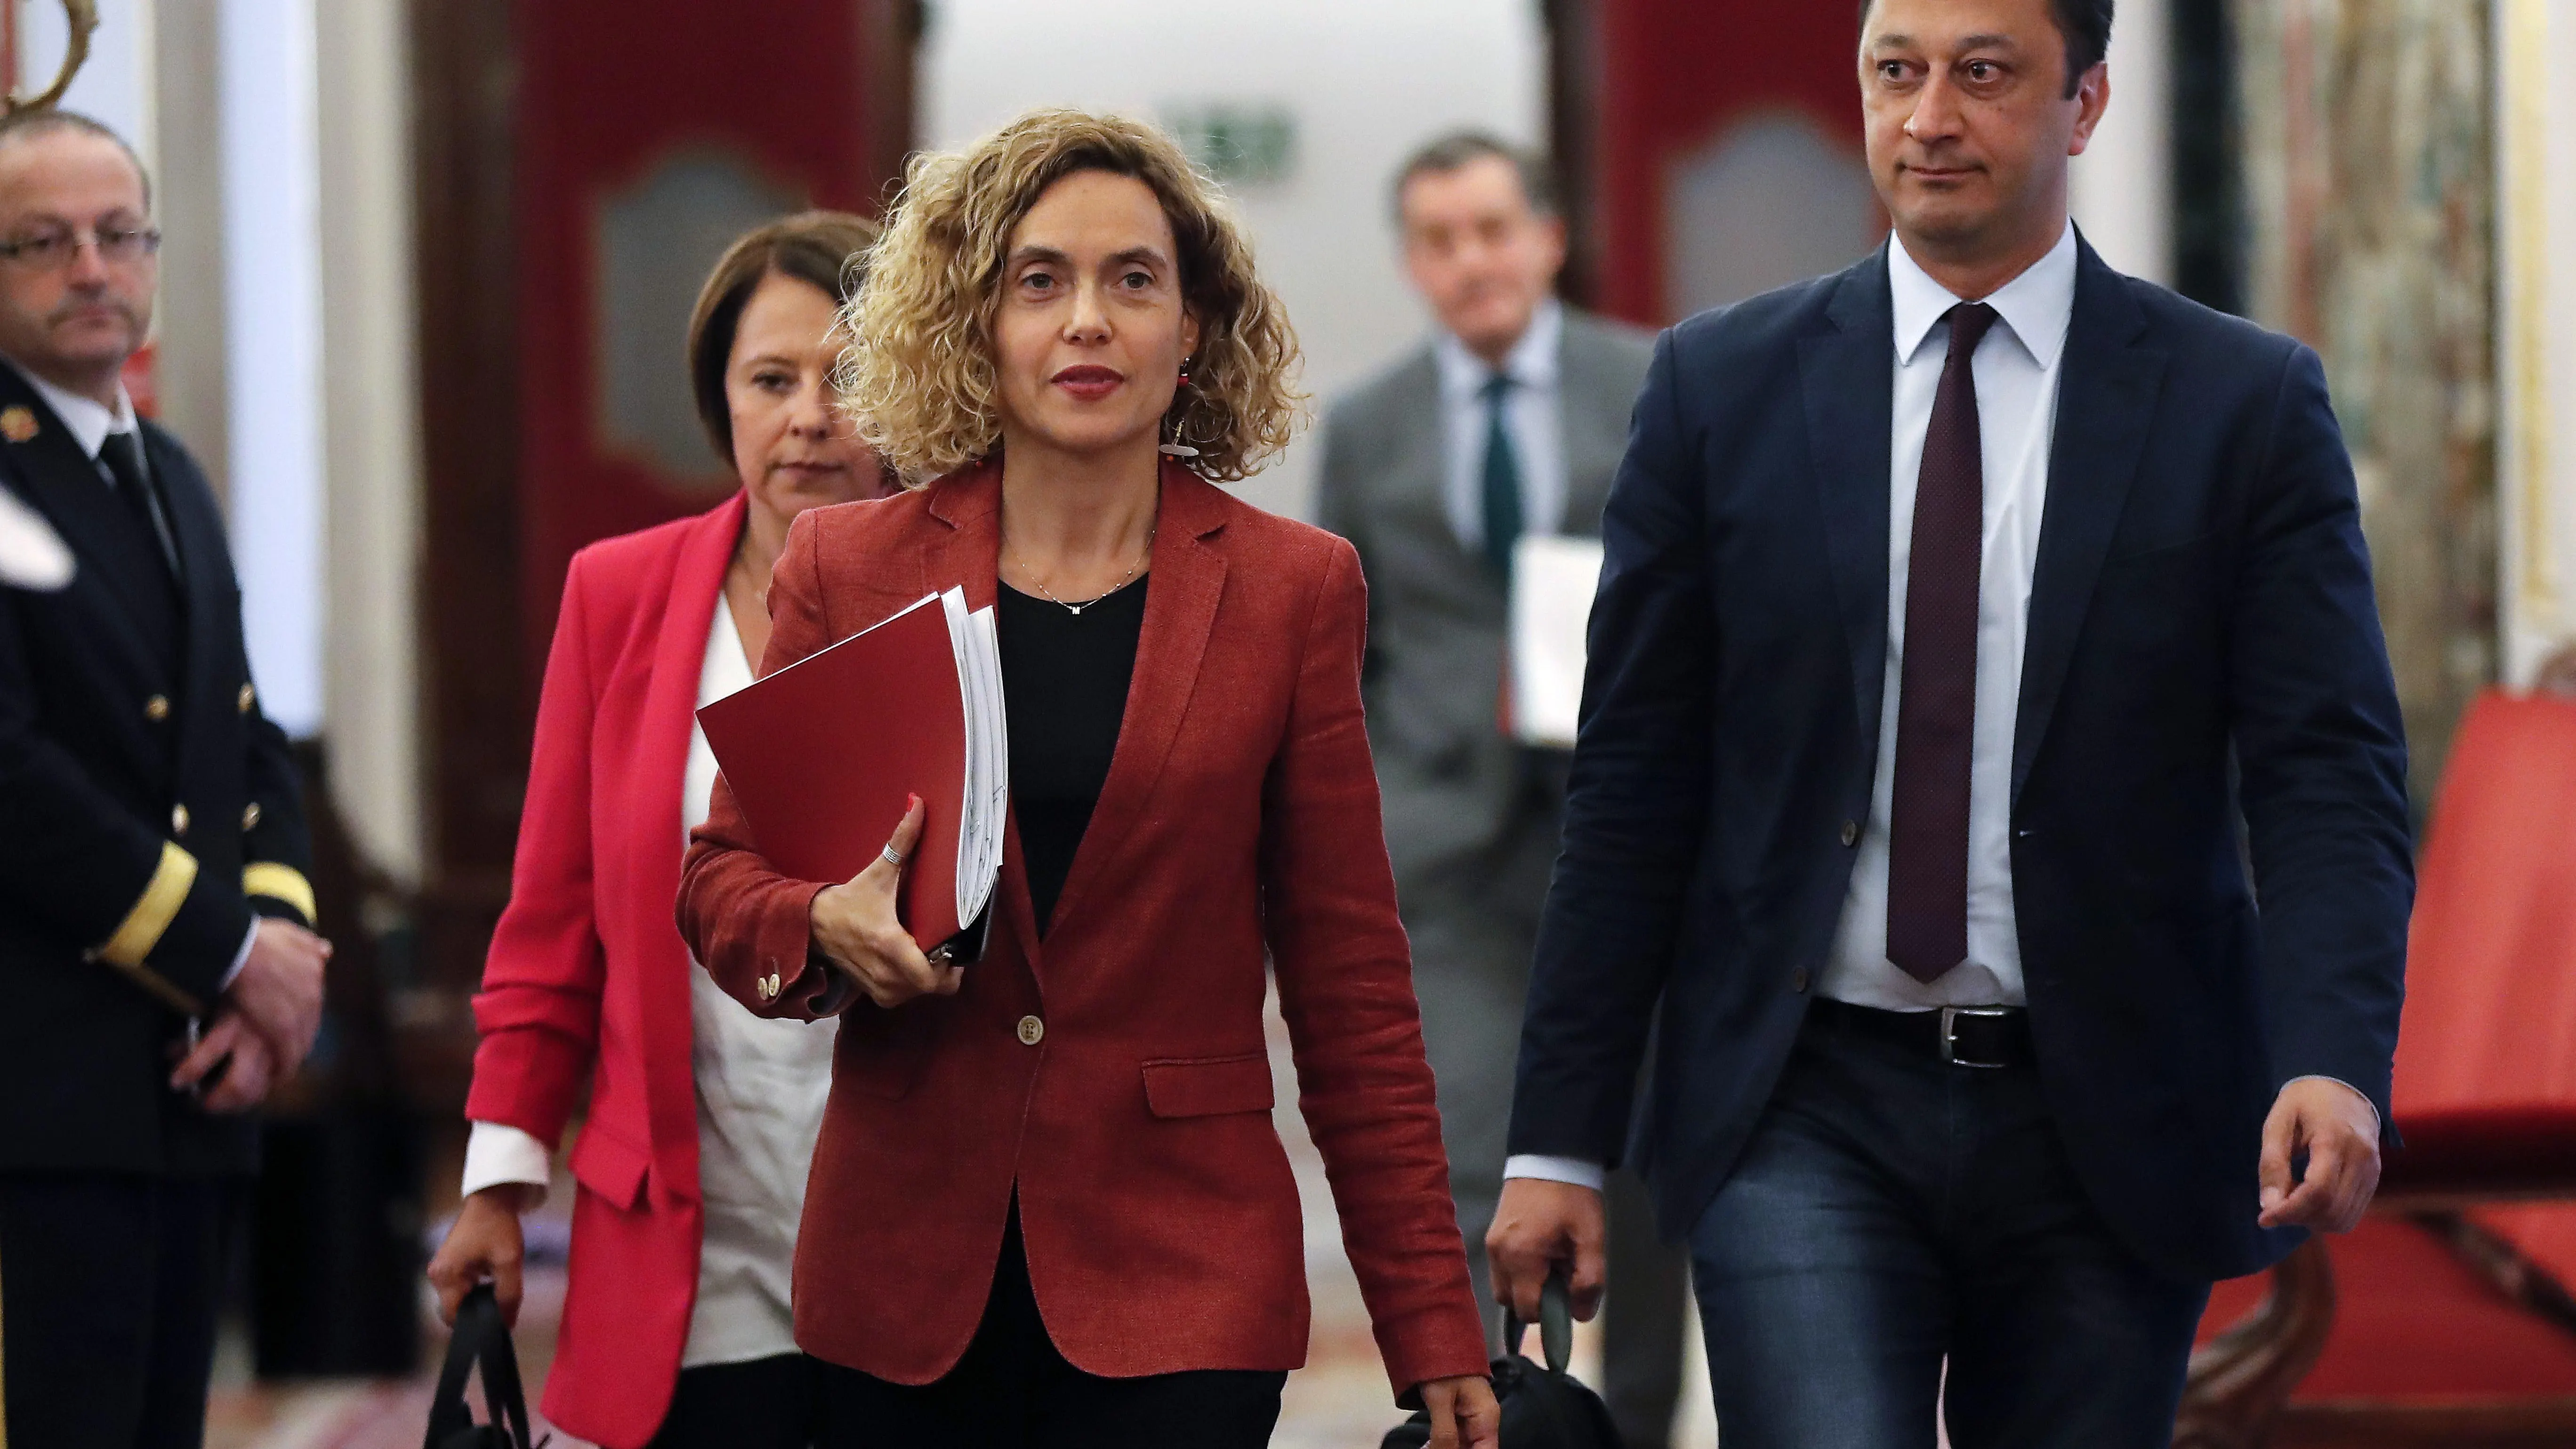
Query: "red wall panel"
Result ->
[[1591, 1, 1871, 325], [514, 0, 896, 670]]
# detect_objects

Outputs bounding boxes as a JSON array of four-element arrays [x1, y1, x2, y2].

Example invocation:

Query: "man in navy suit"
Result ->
[[1485, 0, 2412, 1443]]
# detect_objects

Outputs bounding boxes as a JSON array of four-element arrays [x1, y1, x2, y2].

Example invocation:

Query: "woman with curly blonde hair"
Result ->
[[678, 110, 1499, 1448]]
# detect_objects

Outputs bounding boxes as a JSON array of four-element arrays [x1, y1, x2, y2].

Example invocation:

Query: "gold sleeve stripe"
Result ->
[[101, 958, 206, 1017], [242, 862, 317, 926], [97, 841, 197, 969]]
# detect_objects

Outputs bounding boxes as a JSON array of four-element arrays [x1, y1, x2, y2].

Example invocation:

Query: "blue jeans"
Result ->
[[1687, 1007, 2211, 1449]]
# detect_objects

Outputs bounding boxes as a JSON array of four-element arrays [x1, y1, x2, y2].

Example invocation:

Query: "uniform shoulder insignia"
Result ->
[[0, 406, 37, 443]]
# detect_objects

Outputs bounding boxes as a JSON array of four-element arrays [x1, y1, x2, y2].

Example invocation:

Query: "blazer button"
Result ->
[[144, 694, 170, 723], [238, 683, 256, 714], [1839, 819, 1860, 848], [1791, 966, 1811, 994], [170, 804, 191, 837], [242, 802, 262, 830], [1016, 1015, 1045, 1046]]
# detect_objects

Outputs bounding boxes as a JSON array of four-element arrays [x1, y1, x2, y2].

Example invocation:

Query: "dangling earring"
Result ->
[[1160, 359, 1201, 458]]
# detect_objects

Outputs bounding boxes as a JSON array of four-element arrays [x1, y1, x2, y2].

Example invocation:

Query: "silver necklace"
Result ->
[[1012, 523, 1156, 616]]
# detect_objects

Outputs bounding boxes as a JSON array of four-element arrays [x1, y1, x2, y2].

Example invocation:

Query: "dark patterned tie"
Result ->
[[1480, 373, 1522, 580], [1886, 302, 1997, 983], [99, 429, 178, 575]]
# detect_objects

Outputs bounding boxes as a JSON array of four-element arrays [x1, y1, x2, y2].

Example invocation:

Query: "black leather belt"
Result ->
[[1809, 998, 2033, 1070]]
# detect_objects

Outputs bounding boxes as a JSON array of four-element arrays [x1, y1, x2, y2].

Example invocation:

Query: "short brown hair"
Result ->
[[0, 108, 151, 209], [1391, 131, 1557, 223], [686, 209, 882, 465], [838, 108, 1304, 485]]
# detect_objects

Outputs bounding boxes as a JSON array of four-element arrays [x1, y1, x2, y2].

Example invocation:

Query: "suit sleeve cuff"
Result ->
[[461, 1120, 554, 1204], [1503, 1154, 1606, 1192], [2288, 1075, 2382, 1136], [90, 841, 243, 1015], [242, 862, 317, 927]]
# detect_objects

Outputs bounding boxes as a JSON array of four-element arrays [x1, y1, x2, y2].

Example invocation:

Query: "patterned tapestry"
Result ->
[[2230, 0, 2496, 807]]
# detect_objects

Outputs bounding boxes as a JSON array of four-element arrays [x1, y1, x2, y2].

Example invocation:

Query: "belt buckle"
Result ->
[[1940, 1006, 2013, 1070]]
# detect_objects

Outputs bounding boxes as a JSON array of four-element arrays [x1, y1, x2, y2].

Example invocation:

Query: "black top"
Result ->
[[998, 577, 1146, 934]]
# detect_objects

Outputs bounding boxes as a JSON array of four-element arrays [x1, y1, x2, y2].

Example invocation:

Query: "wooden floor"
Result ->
[[206, 994, 1721, 1449]]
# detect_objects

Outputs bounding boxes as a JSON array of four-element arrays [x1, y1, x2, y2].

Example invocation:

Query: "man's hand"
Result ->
[[224, 917, 330, 1070], [427, 1184, 538, 1328], [2258, 1078, 2383, 1232], [807, 796, 960, 1009], [1485, 1176, 1608, 1323], [1417, 1374, 1500, 1449], [169, 1011, 277, 1111]]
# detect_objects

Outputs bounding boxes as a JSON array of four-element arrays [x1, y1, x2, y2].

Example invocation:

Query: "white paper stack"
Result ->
[[938, 587, 1008, 931], [1509, 534, 1606, 750]]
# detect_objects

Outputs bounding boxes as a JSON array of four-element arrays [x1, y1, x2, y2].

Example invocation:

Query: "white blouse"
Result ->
[[460, 597, 838, 1367]]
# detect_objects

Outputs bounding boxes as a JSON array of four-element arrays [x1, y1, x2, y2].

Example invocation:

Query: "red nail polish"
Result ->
[[907, 793, 920, 811]]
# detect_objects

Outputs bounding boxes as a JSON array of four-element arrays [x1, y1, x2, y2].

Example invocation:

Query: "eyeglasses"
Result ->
[[0, 225, 162, 270]]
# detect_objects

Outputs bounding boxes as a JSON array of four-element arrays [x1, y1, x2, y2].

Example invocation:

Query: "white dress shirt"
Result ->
[[461, 597, 839, 1367], [1816, 223, 2076, 1011], [1436, 299, 1568, 549], [4, 358, 261, 989]]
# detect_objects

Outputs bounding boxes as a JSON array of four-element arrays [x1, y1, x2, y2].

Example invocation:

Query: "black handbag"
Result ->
[[1382, 1275, 1626, 1449], [424, 1284, 545, 1449]]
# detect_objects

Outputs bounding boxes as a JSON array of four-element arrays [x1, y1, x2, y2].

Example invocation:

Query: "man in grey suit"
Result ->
[[1315, 131, 1686, 1449]]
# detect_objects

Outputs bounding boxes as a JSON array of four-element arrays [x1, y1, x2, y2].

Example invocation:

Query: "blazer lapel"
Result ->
[[636, 492, 743, 1180], [1797, 247, 1899, 756], [924, 466, 1037, 962], [3, 394, 173, 661], [1040, 464, 1227, 939], [2012, 241, 2168, 801]]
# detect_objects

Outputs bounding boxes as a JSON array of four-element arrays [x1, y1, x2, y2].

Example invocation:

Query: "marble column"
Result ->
[[2230, 0, 2497, 805]]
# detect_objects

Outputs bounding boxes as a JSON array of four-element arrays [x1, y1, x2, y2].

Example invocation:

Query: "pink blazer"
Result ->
[[465, 492, 742, 1449]]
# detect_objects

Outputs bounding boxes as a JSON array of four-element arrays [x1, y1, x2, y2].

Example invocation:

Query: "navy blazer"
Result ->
[[1506, 237, 2413, 1283], [0, 364, 314, 1176]]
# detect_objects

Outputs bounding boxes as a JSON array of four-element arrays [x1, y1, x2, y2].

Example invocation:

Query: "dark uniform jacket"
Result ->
[[0, 361, 314, 1177]]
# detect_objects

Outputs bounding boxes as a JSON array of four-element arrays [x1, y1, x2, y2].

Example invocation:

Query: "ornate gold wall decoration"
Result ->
[[4, 0, 97, 115]]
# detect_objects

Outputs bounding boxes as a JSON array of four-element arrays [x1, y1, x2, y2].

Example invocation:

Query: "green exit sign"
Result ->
[[1166, 105, 1298, 187]]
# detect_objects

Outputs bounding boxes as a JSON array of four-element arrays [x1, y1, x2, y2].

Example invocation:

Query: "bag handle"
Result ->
[[1500, 1270, 1575, 1375], [425, 1283, 537, 1449]]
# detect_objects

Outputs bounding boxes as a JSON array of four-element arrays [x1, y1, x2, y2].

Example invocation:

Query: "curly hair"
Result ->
[[837, 108, 1305, 485]]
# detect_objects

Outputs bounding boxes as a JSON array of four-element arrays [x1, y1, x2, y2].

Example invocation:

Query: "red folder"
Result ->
[[696, 594, 974, 951]]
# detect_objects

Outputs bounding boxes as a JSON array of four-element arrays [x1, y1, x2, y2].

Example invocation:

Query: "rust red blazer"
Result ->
[[677, 462, 1490, 1399], [466, 493, 744, 1449]]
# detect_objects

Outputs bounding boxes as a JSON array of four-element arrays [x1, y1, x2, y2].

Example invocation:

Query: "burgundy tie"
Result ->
[[1886, 302, 1997, 983]]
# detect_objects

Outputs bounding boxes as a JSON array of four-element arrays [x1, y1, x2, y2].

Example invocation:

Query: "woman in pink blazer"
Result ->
[[426, 212, 893, 1449]]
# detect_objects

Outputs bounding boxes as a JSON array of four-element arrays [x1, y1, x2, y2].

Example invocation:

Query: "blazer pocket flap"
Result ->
[[568, 1120, 651, 1209], [1142, 1053, 1275, 1119]]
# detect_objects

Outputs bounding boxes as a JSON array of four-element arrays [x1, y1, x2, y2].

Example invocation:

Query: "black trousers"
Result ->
[[816, 1211, 1285, 1448], [649, 1352, 826, 1449], [0, 1173, 240, 1449]]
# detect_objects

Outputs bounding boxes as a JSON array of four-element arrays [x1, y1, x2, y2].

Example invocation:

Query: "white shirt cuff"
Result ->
[[217, 918, 259, 993], [460, 1120, 555, 1204], [2288, 1075, 2383, 1136], [1502, 1154, 1606, 1192]]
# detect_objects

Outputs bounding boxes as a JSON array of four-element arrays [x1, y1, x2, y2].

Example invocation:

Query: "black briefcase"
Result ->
[[1382, 1275, 1625, 1449], [424, 1284, 545, 1449]]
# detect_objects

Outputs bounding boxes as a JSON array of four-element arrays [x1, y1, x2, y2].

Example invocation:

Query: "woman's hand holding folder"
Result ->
[[808, 794, 966, 1009]]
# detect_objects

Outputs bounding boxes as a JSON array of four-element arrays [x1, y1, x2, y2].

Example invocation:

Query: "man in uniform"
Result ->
[[1316, 133, 1689, 1449], [0, 110, 328, 1448]]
